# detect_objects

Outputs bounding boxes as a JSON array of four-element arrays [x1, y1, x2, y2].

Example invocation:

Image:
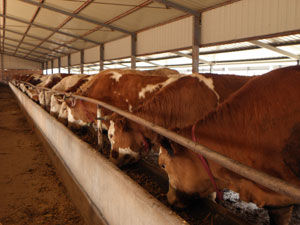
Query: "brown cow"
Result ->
[[49, 74, 92, 119], [65, 69, 181, 131], [38, 74, 71, 111], [158, 66, 300, 225], [18, 74, 48, 101], [108, 73, 252, 166]]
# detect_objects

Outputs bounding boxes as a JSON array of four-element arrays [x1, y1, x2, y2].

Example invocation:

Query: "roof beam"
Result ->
[[2, 27, 80, 51], [2, 0, 7, 52], [2, 50, 44, 62], [21, 0, 133, 35], [136, 58, 167, 68], [4, 36, 63, 55], [4, 42, 54, 58], [107, 60, 130, 68], [14, 0, 45, 55], [50, 0, 152, 53], [250, 40, 300, 60], [152, 0, 199, 16], [0, 14, 101, 45], [174, 51, 213, 65]]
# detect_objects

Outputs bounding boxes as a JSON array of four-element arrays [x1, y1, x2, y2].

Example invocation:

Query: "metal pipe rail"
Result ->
[[17, 80, 300, 202]]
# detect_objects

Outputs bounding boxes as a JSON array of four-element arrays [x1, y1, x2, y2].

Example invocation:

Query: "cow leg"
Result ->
[[267, 205, 294, 225]]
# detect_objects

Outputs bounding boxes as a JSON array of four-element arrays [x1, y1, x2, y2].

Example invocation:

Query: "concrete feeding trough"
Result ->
[[10, 83, 186, 225]]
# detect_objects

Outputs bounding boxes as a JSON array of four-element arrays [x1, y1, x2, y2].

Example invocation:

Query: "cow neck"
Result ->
[[80, 101, 96, 122], [192, 123, 223, 201], [140, 132, 151, 154]]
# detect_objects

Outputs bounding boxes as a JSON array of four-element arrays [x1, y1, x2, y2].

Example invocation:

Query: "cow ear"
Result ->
[[159, 137, 174, 156]]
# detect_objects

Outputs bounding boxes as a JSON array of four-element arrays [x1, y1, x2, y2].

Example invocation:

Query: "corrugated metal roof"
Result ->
[[2, 0, 299, 65], [1, 0, 233, 62]]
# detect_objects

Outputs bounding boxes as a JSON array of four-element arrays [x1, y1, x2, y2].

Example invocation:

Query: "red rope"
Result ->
[[140, 133, 150, 154], [192, 124, 223, 201]]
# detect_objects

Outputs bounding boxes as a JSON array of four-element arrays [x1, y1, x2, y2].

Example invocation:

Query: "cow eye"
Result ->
[[161, 164, 165, 169]]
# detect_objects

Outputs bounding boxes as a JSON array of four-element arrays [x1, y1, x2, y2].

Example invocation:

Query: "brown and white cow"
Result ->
[[65, 69, 181, 131], [54, 75, 95, 125], [49, 74, 91, 119], [158, 66, 300, 225], [37, 73, 71, 111], [18, 74, 48, 101], [107, 73, 252, 167]]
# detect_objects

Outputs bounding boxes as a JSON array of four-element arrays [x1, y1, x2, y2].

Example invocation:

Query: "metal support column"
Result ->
[[100, 44, 104, 71], [192, 15, 200, 73], [68, 54, 71, 74], [298, 60, 300, 65], [41, 62, 44, 74], [80, 50, 84, 74], [97, 105, 103, 149], [58, 57, 61, 73], [45, 62, 48, 75], [51, 60, 54, 74], [1, 54, 4, 82], [131, 33, 136, 69]]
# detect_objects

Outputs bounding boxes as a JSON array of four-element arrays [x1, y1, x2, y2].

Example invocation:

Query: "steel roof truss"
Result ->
[[2, 27, 80, 51], [2, 51, 43, 62], [4, 35, 63, 55], [0, 14, 101, 45], [136, 58, 167, 68], [152, 0, 199, 16], [4, 42, 54, 57], [250, 40, 300, 60], [107, 60, 129, 68], [4, 47, 45, 59], [174, 51, 213, 65], [21, 0, 132, 35]]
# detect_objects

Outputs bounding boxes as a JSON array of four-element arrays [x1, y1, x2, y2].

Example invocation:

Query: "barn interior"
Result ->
[[1, 1, 300, 225]]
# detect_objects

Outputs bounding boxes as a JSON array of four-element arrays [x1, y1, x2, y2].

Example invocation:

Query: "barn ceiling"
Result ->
[[0, 0, 231, 63]]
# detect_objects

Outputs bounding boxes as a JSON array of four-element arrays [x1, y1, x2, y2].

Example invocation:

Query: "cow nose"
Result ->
[[111, 150, 119, 159]]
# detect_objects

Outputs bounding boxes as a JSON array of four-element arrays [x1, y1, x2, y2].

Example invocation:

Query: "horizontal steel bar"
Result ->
[[17, 81, 300, 202]]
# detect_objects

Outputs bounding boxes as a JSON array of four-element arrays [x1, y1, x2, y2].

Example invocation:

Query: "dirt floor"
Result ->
[[0, 83, 85, 225]]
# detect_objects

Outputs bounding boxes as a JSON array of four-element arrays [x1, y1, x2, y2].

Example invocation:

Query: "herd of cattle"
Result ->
[[12, 66, 300, 225]]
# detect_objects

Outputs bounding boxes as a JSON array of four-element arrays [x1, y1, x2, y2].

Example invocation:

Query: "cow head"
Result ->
[[65, 98, 96, 130], [50, 94, 64, 117], [58, 101, 69, 125], [108, 118, 150, 167], [158, 138, 215, 207]]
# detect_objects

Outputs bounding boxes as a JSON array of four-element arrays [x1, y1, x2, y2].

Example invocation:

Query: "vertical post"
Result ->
[[58, 57, 61, 73], [97, 105, 103, 149], [80, 50, 84, 74], [297, 60, 300, 65], [41, 62, 44, 74], [51, 60, 54, 74], [1, 54, 4, 82], [192, 15, 200, 74], [100, 44, 104, 71], [68, 54, 71, 74], [42, 89, 46, 109], [131, 33, 137, 69], [45, 62, 48, 75]]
